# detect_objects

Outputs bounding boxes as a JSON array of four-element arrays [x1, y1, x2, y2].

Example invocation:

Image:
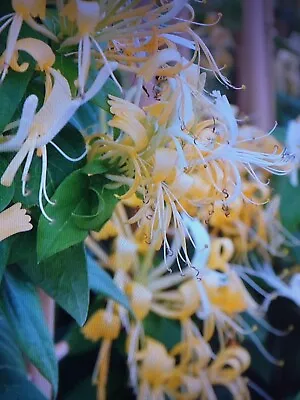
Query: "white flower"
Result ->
[[286, 118, 300, 187]]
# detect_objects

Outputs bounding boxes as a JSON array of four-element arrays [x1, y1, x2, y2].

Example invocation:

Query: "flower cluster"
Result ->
[[0, 1, 298, 399]]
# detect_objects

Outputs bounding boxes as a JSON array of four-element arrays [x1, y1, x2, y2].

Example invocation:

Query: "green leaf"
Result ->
[[0, 269, 58, 395], [0, 313, 25, 372], [143, 312, 181, 351], [272, 175, 300, 232], [0, 371, 47, 400], [21, 243, 89, 326], [90, 77, 121, 112], [71, 101, 99, 132], [37, 169, 89, 262], [81, 158, 109, 175], [87, 254, 131, 311], [72, 176, 125, 231], [53, 53, 77, 96], [0, 156, 15, 211], [0, 69, 33, 133], [0, 313, 46, 400], [13, 124, 86, 208]]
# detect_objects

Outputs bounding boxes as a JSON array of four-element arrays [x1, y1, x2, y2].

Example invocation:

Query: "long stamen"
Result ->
[[1, 14, 23, 82], [49, 140, 87, 161], [39, 146, 53, 222], [0, 16, 13, 36], [236, 316, 284, 366], [247, 312, 293, 337]]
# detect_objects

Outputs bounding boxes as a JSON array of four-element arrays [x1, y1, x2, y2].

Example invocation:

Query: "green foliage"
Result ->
[[37, 160, 125, 262], [90, 77, 121, 113], [0, 68, 33, 133], [37, 169, 90, 262], [144, 313, 181, 351], [72, 175, 125, 231], [21, 239, 89, 326], [0, 314, 46, 400], [0, 268, 58, 395], [272, 174, 300, 233], [87, 254, 131, 311]]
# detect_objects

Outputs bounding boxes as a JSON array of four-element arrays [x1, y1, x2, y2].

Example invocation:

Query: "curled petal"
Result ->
[[139, 48, 182, 82], [15, 38, 55, 70]]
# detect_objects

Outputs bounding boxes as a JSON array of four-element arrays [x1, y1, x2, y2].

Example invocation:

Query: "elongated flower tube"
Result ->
[[0, 0, 57, 81], [0, 62, 118, 221], [61, 0, 121, 95], [0, 202, 32, 241]]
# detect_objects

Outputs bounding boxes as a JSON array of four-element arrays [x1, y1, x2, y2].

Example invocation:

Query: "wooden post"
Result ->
[[237, 0, 275, 131]]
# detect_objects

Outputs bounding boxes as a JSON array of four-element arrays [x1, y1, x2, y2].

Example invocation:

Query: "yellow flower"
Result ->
[[82, 308, 121, 342], [0, 0, 57, 81], [0, 203, 32, 242], [136, 338, 175, 400]]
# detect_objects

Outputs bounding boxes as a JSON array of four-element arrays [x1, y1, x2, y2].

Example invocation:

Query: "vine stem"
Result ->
[[28, 290, 55, 399]]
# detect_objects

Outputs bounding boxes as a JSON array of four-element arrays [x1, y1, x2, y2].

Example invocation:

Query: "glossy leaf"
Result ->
[[37, 170, 89, 262], [90, 77, 121, 112], [72, 176, 125, 231], [0, 69, 33, 133], [272, 175, 300, 232], [21, 243, 89, 326]]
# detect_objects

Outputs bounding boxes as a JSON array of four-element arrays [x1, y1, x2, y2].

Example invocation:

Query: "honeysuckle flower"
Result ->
[[235, 262, 300, 311], [286, 117, 300, 187], [0, 202, 32, 241], [61, 0, 121, 96], [0, 62, 118, 221], [82, 306, 121, 400], [0, 38, 56, 98], [0, 0, 57, 81], [170, 337, 250, 400], [135, 338, 175, 400], [207, 346, 251, 400]]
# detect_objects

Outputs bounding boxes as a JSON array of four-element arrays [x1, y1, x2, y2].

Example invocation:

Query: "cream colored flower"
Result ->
[[0, 203, 32, 242]]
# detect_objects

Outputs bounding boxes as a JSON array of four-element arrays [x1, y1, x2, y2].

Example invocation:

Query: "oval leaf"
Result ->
[[37, 170, 89, 262]]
